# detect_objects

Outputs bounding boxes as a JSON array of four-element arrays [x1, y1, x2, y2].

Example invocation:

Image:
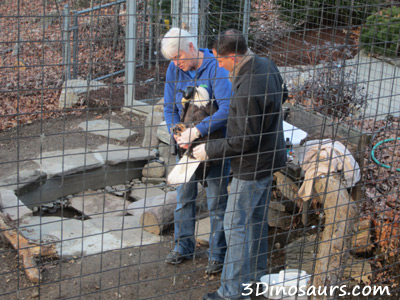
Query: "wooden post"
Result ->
[[128, 192, 177, 235], [312, 174, 358, 299]]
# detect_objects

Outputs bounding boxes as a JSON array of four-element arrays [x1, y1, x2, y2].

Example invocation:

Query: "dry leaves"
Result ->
[[351, 117, 400, 285], [0, 0, 127, 131]]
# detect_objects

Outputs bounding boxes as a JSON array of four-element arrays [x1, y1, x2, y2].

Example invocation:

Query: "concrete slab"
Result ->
[[0, 189, 32, 220], [78, 120, 138, 142], [348, 53, 400, 119], [94, 144, 156, 165], [0, 168, 46, 191], [59, 79, 107, 109], [88, 216, 162, 248], [68, 193, 131, 218], [279, 54, 400, 120], [129, 186, 165, 201], [36, 148, 103, 178], [19, 216, 161, 257]]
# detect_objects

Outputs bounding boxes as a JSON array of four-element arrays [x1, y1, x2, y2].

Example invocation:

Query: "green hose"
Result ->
[[371, 138, 400, 172]]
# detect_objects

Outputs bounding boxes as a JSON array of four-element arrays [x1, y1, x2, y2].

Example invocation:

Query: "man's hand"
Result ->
[[174, 134, 190, 149], [193, 144, 208, 161], [177, 127, 200, 145]]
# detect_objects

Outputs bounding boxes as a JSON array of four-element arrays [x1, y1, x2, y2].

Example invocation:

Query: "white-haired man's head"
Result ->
[[161, 28, 202, 72], [161, 28, 198, 59]]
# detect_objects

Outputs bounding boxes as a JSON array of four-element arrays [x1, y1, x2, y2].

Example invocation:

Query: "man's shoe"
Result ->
[[202, 292, 225, 300], [205, 260, 223, 275], [202, 292, 251, 300], [165, 250, 188, 265]]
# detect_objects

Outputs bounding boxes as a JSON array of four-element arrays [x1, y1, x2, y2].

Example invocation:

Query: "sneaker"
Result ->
[[205, 260, 223, 275], [165, 250, 188, 265]]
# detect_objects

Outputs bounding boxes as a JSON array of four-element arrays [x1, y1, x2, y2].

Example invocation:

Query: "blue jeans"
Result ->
[[218, 176, 272, 299], [174, 160, 230, 263]]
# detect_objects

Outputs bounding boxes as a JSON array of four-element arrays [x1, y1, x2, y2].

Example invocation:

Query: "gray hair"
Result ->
[[161, 28, 198, 60]]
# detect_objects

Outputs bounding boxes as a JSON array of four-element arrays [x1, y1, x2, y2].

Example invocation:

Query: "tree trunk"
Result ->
[[312, 175, 359, 299], [132, 191, 177, 235]]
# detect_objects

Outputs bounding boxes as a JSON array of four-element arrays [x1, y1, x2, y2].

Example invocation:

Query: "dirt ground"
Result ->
[[1, 225, 301, 300]]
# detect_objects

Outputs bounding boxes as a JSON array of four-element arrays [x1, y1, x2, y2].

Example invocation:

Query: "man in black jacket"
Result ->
[[193, 29, 287, 300]]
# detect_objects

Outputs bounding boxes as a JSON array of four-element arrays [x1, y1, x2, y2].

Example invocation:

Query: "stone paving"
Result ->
[[0, 123, 160, 257]]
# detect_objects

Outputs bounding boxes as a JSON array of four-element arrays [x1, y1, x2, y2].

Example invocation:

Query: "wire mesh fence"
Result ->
[[0, 0, 400, 299]]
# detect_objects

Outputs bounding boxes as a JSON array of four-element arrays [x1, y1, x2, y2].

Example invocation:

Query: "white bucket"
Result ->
[[259, 269, 310, 299]]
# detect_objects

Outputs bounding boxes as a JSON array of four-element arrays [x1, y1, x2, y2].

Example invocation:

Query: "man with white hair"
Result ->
[[161, 28, 232, 275]]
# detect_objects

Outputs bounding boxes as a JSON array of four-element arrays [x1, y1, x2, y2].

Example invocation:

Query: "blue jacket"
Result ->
[[163, 48, 232, 137]]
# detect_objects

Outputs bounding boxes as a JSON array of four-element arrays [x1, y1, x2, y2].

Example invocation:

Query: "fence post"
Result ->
[[199, 0, 208, 48], [125, 0, 137, 106], [242, 0, 250, 43], [62, 4, 71, 81], [141, 0, 147, 67], [72, 11, 78, 79], [171, 0, 180, 28], [148, 1, 153, 69]]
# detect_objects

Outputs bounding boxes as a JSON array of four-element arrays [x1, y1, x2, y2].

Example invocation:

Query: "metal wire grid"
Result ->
[[0, 0, 400, 299]]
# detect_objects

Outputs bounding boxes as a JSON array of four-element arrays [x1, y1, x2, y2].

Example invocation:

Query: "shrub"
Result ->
[[360, 6, 400, 57], [206, 0, 245, 46], [287, 63, 368, 121], [276, 0, 381, 27]]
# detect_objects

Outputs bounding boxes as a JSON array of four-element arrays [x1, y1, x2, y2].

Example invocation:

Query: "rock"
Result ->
[[78, 120, 138, 142], [141, 177, 166, 185], [142, 161, 165, 178], [94, 144, 156, 165], [158, 142, 177, 175], [36, 148, 103, 178], [142, 112, 164, 148], [68, 193, 130, 218], [268, 208, 292, 229], [59, 79, 107, 109], [129, 186, 165, 201], [109, 184, 129, 197], [154, 98, 164, 113], [156, 121, 171, 144], [269, 200, 286, 212], [0, 189, 32, 220]]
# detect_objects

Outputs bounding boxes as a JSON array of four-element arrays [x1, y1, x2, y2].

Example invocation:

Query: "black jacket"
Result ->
[[206, 55, 287, 180]]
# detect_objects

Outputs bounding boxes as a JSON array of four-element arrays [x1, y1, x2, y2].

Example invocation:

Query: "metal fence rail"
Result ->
[[0, 0, 400, 299]]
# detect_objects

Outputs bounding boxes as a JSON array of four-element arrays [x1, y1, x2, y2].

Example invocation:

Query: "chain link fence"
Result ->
[[0, 0, 400, 299]]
